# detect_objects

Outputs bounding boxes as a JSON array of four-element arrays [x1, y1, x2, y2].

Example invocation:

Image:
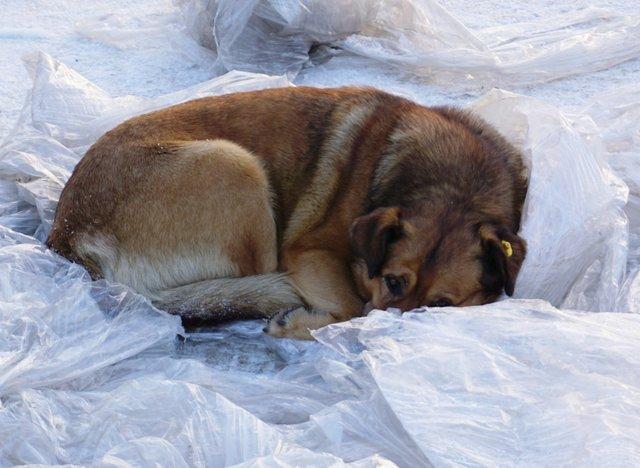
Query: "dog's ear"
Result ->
[[479, 224, 527, 296], [350, 207, 402, 279]]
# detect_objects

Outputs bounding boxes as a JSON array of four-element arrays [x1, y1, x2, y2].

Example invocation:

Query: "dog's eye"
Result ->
[[384, 275, 405, 296], [430, 298, 452, 307]]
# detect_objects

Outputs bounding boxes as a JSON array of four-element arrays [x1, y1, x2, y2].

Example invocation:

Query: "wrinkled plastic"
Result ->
[[471, 91, 628, 311], [175, 0, 640, 85], [1, 49, 640, 465], [315, 302, 640, 466], [574, 85, 640, 312]]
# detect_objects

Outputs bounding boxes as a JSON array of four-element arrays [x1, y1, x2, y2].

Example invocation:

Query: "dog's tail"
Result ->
[[151, 273, 304, 326]]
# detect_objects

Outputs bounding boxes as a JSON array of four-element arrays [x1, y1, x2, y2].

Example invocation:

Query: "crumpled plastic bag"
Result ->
[[1, 50, 639, 466], [174, 0, 640, 85]]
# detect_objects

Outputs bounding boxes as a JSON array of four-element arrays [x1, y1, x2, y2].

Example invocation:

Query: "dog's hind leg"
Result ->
[[64, 139, 303, 324], [75, 232, 304, 324], [152, 272, 303, 325]]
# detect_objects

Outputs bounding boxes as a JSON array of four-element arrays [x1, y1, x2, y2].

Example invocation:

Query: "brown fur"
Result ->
[[47, 86, 528, 339]]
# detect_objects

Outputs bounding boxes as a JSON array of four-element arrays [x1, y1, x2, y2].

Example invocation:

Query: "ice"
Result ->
[[2, 0, 640, 465]]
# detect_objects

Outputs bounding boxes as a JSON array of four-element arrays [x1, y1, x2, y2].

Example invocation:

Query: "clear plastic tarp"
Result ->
[[175, 0, 640, 85], [2, 0, 640, 463]]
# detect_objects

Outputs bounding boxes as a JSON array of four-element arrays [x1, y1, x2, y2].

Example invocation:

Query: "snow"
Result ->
[[1, 0, 640, 466]]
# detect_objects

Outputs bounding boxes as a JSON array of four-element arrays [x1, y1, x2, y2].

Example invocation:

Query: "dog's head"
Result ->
[[349, 203, 526, 312]]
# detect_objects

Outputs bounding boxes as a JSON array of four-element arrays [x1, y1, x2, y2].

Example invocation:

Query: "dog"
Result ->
[[47, 86, 528, 340]]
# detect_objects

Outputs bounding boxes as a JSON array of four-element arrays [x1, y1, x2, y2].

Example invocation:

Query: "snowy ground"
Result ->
[[2, 0, 640, 466]]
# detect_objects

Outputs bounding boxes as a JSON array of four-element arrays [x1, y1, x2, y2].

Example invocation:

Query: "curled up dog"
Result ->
[[47, 87, 528, 340]]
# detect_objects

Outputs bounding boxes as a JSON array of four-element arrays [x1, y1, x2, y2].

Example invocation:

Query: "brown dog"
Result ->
[[47, 86, 528, 339]]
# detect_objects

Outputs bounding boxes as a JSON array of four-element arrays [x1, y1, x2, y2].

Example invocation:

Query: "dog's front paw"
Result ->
[[263, 307, 326, 340]]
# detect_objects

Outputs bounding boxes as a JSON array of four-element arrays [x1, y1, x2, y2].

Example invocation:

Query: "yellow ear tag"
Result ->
[[501, 240, 513, 258]]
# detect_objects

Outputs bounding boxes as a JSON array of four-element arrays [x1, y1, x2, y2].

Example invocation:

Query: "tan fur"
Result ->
[[47, 87, 528, 339], [69, 139, 277, 298]]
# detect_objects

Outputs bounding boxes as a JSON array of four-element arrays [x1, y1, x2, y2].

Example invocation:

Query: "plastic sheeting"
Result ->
[[568, 85, 640, 313], [1, 32, 640, 468], [175, 0, 640, 85], [316, 303, 640, 466], [471, 91, 628, 311]]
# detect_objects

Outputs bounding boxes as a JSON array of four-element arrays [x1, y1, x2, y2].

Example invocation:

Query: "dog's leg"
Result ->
[[264, 249, 364, 339], [152, 272, 303, 326]]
